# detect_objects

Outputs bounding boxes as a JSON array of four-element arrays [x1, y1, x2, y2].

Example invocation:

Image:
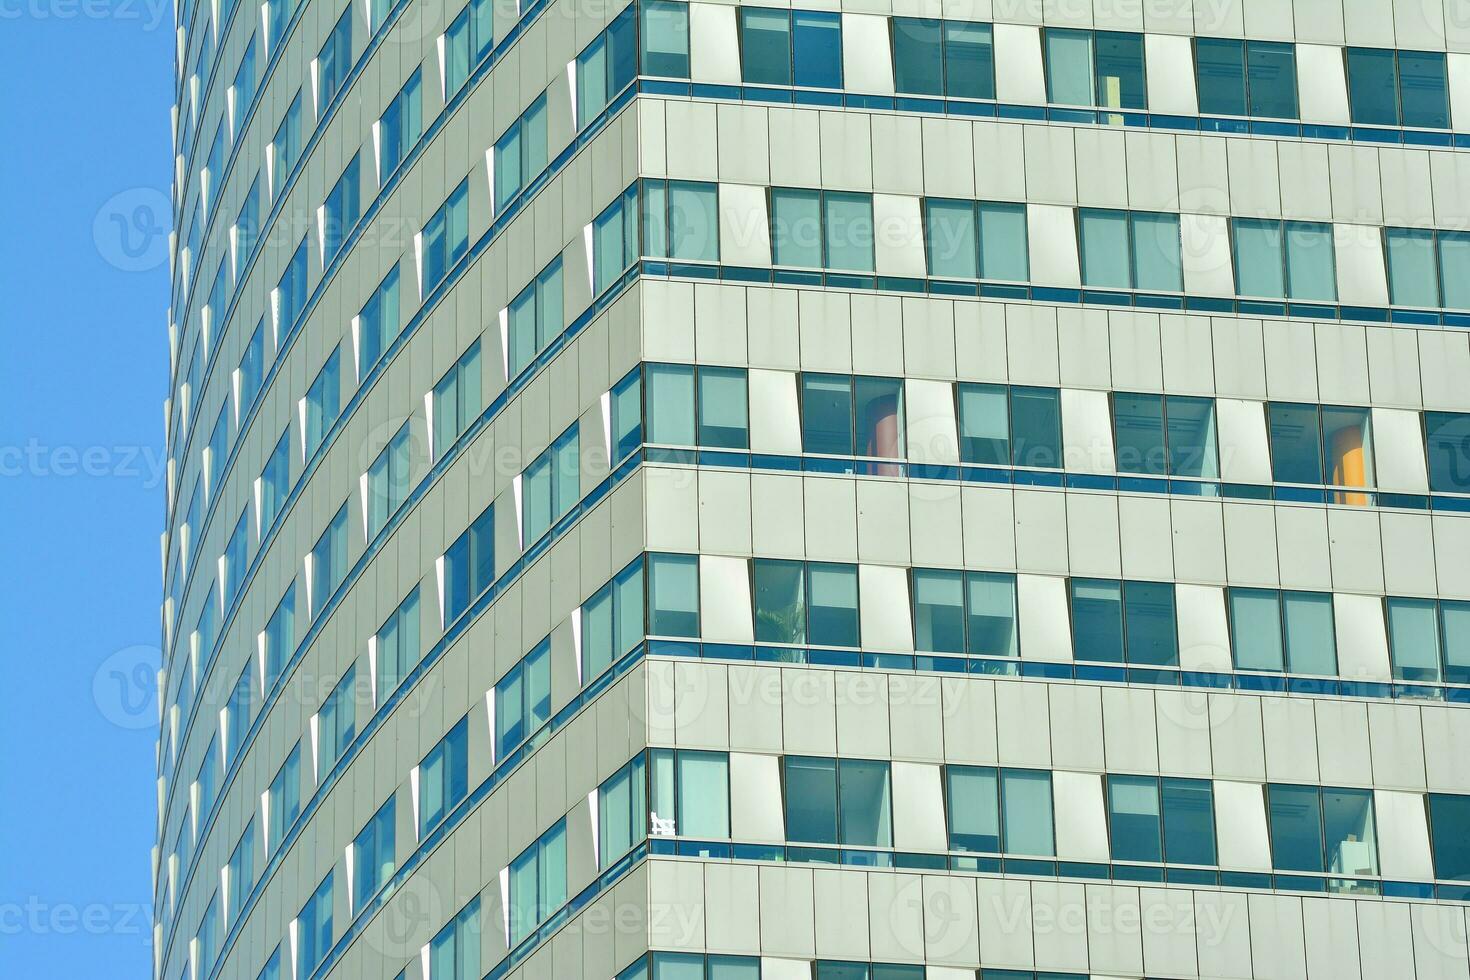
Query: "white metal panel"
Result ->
[[994, 24, 1046, 105], [1450, 54, 1470, 131], [872, 193, 926, 278], [1214, 780, 1273, 871], [1333, 223, 1390, 307], [689, 3, 740, 85], [1176, 583, 1232, 672], [1180, 213, 1235, 297], [718, 182, 772, 267], [860, 564, 915, 652], [905, 379, 960, 465], [1053, 770, 1110, 862], [842, 14, 894, 94], [1371, 407, 1429, 492], [1334, 592, 1392, 682], [731, 752, 786, 842], [1297, 44, 1351, 124], [1017, 573, 1073, 662], [748, 369, 801, 455], [891, 762, 948, 852], [699, 555, 753, 643], [1215, 398, 1273, 483], [1374, 789, 1435, 880], [1027, 203, 1081, 287], [1060, 388, 1116, 474], [1144, 33, 1198, 116]]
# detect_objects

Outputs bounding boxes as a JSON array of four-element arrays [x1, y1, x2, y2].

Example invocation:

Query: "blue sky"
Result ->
[[0, 4, 173, 974]]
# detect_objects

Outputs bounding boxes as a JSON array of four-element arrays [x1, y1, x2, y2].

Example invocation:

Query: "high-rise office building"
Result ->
[[163, 0, 1470, 977]]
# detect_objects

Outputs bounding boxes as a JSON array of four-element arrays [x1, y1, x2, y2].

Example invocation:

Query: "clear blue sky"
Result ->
[[0, 5, 173, 974]]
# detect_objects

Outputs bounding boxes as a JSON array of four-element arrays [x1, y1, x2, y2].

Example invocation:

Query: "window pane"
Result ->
[[1045, 29, 1094, 105], [1322, 406, 1374, 504], [824, 192, 875, 272], [1009, 387, 1061, 468], [1440, 232, 1470, 310], [1347, 47, 1399, 125], [926, 200, 979, 279], [1285, 221, 1336, 301], [945, 21, 994, 100], [1268, 784, 1325, 872], [1386, 228, 1439, 307], [793, 11, 842, 89], [1161, 778, 1216, 866], [1283, 592, 1337, 676], [1230, 588, 1284, 671], [893, 18, 942, 95], [807, 563, 859, 647], [698, 367, 748, 449], [1324, 788, 1378, 877], [640, 0, 689, 77], [1269, 402, 1324, 485], [958, 383, 1009, 465], [854, 377, 903, 459], [802, 374, 854, 456], [1442, 600, 1470, 685], [1196, 38, 1246, 116], [1166, 395, 1218, 478], [668, 181, 718, 262], [1108, 775, 1162, 863], [948, 766, 1000, 852], [1233, 219, 1285, 298], [1114, 392, 1166, 475], [653, 954, 704, 980], [913, 569, 965, 653], [1400, 51, 1449, 128], [1094, 31, 1146, 110], [1388, 597, 1442, 682], [1132, 212, 1183, 292], [754, 559, 806, 644], [1426, 412, 1470, 493], [1125, 581, 1177, 666], [771, 188, 822, 268], [785, 756, 838, 843], [966, 571, 1018, 658], [1246, 41, 1297, 118], [678, 751, 729, 838], [1071, 579, 1124, 663], [1001, 770, 1054, 856], [1429, 794, 1470, 880], [649, 554, 699, 637], [838, 759, 892, 847], [979, 203, 1028, 281], [647, 364, 696, 446], [1078, 209, 1132, 288], [741, 8, 791, 86]]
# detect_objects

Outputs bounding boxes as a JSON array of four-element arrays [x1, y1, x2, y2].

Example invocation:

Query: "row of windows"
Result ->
[[619, 959, 1087, 980], [592, 748, 1470, 888], [636, 552, 1470, 686], [618, 362, 1470, 497]]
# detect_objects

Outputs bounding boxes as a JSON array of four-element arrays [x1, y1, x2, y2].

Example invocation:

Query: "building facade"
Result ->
[[161, 0, 1470, 978]]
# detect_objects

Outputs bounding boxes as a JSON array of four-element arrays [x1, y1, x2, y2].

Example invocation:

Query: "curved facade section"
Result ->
[[163, 1, 1470, 979]]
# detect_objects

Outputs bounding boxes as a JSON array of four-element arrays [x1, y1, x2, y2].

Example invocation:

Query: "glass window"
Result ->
[[947, 766, 1000, 852], [1125, 580, 1178, 666], [824, 192, 875, 272], [1045, 29, 1094, 105], [1108, 775, 1162, 863], [263, 586, 295, 691], [366, 422, 411, 537], [698, 367, 748, 449], [855, 376, 904, 460], [276, 236, 308, 335], [892, 18, 942, 95], [1442, 600, 1470, 685], [1093, 31, 1146, 110], [1347, 47, 1399, 125], [1426, 412, 1470, 493], [322, 155, 360, 265], [1322, 406, 1374, 503], [418, 719, 469, 837], [807, 563, 859, 647], [1230, 588, 1285, 672], [422, 180, 469, 293], [599, 755, 647, 865], [793, 11, 842, 89], [771, 188, 822, 268], [593, 186, 638, 293], [980, 203, 1028, 281], [226, 821, 256, 923], [1268, 402, 1324, 485], [741, 8, 791, 86], [677, 750, 730, 838], [667, 181, 719, 262], [352, 797, 396, 911], [1071, 579, 1124, 663], [309, 504, 348, 618], [838, 759, 892, 847], [1285, 221, 1336, 301], [428, 899, 481, 980], [508, 821, 567, 944], [1429, 794, 1470, 881], [296, 872, 334, 977], [1000, 769, 1054, 856], [957, 383, 1008, 465], [232, 42, 258, 139], [1132, 212, 1184, 292], [303, 350, 341, 459], [1388, 597, 1442, 682], [1113, 393, 1166, 475], [318, 666, 357, 774], [802, 374, 854, 456], [376, 588, 420, 704], [443, 504, 493, 622], [913, 568, 965, 654], [1440, 232, 1470, 310], [649, 553, 699, 637], [640, 0, 689, 78], [967, 571, 1019, 657], [358, 266, 401, 379], [1399, 51, 1450, 129], [496, 641, 552, 757], [270, 93, 302, 198], [754, 559, 806, 645], [647, 364, 696, 446], [316, 7, 352, 112], [1010, 386, 1062, 468], [1078, 209, 1131, 289], [1283, 591, 1337, 676], [267, 743, 301, 853], [1386, 228, 1439, 308], [945, 21, 995, 100], [1162, 777, 1216, 866], [610, 369, 642, 463], [784, 756, 891, 847], [1247, 41, 1298, 118], [380, 70, 422, 180], [432, 342, 482, 458], [925, 199, 979, 279], [1233, 218, 1285, 298], [1324, 788, 1378, 877]]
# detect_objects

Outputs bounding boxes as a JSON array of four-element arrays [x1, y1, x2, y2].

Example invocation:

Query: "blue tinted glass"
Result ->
[[926, 200, 979, 278], [1269, 402, 1324, 484], [979, 203, 1028, 281], [1425, 412, 1470, 493], [913, 569, 965, 653], [948, 766, 1000, 852], [807, 563, 859, 647], [1230, 588, 1284, 672], [1347, 47, 1399, 125], [1114, 392, 1166, 475], [1269, 784, 1325, 872], [1132, 212, 1183, 292], [1108, 775, 1162, 862], [1233, 219, 1285, 298], [1009, 386, 1061, 468], [1247, 41, 1298, 118], [1399, 50, 1449, 128], [741, 8, 790, 85], [1161, 778, 1216, 865], [1196, 37, 1246, 115], [1125, 580, 1177, 666], [1079, 209, 1131, 288], [1072, 579, 1124, 663], [945, 21, 994, 100], [785, 756, 838, 843], [1045, 28, 1093, 105], [1429, 794, 1470, 880], [1094, 31, 1146, 109], [893, 18, 942, 95], [1284, 221, 1336, 301], [1386, 228, 1439, 307], [793, 11, 842, 88]]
